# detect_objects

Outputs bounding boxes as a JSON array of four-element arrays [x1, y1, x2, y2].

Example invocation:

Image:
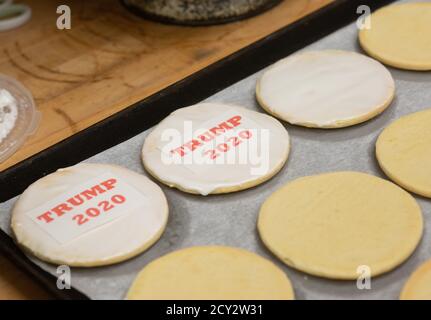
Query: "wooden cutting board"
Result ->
[[0, 0, 333, 299], [0, 254, 51, 299], [0, 0, 333, 172]]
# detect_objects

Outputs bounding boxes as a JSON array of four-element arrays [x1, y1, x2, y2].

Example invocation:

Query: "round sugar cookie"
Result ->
[[256, 50, 395, 128], [126, 246, 294, 300], [258, 172, 423, 280], [376, 109, 431, 198], [359, 3, 431, 71], [400, 260, 431, 300], [11, 163, 169, 267], [142, 103, 290, 195]]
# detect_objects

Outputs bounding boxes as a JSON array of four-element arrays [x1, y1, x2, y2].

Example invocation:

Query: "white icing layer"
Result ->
[[11, 163, 169, 267], [142, 103, 290, 195], [257, 50, 395, 128]]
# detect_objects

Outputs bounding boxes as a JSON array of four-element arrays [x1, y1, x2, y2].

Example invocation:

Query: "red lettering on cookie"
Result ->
[[34, 177, 123, 225], [209, 121, 234, 136], [81, 185, 107, 200], [169, 114, 247, 158], [52, 203, 73, 217], [227, 115, 242, 128], [170, 146, 186, 157], [101, 178, 117, 191], [198, 132, 215, 142], [184, 139, 203, 152], [37, 211, 54, 223], [67, 195, 84, 206]]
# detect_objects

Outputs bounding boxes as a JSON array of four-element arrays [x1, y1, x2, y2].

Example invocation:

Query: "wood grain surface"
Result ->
[[0, 0, 332, 172], [0, 0, 332, 300], [0, 254, 52, 299]]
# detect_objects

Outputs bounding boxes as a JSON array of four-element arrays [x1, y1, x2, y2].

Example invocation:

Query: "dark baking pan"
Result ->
[[0, 0, 396, 300]]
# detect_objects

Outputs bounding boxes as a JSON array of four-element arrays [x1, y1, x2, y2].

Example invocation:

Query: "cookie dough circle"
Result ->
[[258, 172, 423, 279], [127, 246, 294, 300], [400, 260, 431, 300], [256, 50, 395, 128], [359, 3, 431, 71], [142, 103, 290, 195], [376, 109, 431, 198], [11, 163, 169, 267]]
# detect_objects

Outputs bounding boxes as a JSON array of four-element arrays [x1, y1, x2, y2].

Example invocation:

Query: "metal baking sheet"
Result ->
[[1, 0, 430, 300]]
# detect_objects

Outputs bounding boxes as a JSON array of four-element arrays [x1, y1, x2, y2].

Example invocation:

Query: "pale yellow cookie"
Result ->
[[359, 3, 431, 71], [258, 172, 423, 280], [400, 260, 431, 300], [127, 246, 295, 300], [376, 109, 431, 198]]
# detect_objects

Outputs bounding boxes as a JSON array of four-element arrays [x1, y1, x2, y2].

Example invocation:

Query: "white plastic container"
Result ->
[[0, 74, 40, 163]]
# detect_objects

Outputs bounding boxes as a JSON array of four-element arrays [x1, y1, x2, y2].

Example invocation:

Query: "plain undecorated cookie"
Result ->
[[256, 50, 395, 128], [127, 246, 295, 300], [258, 171, 423, 279], [359, 3, 431, 71], [11, 163, 169, 267], [400, 260, 431, 300], [376, 109, 431, 198]]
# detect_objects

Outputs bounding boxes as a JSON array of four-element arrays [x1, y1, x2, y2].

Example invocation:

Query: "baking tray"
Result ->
[[3, 0, 428, 300]]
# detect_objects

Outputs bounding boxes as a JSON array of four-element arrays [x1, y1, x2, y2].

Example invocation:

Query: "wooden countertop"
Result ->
[[0, 254, 52, 299], [0, 0, 333, 299], [0, 0, 332, 172]]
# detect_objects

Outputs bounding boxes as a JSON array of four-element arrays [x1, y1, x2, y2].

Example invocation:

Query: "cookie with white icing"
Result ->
[[256, 50, 395, 128], [11, 163, 169, 267], [142, 103, 290, 195]]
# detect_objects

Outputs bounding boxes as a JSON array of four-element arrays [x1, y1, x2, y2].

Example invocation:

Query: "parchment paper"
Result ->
[[1, 0, 430, 300]]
